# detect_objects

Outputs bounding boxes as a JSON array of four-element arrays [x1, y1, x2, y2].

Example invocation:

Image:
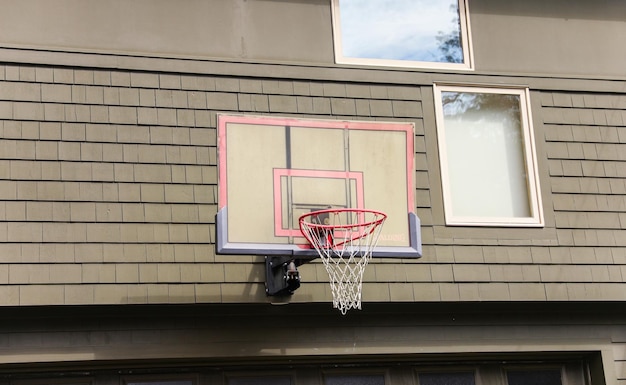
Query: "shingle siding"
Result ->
[[0, 65, 625, 307]]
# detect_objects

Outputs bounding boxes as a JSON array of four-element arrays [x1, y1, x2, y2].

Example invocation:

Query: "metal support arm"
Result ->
[[265, 256, 303, 296]]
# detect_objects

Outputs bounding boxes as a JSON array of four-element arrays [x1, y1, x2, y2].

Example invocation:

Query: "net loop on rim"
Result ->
[[299, 208, 387, 315]]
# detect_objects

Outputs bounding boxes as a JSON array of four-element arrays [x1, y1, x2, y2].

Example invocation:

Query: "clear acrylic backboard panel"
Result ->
[[216, 114, 422, 258]]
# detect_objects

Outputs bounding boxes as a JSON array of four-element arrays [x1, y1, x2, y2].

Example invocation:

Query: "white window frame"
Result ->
[[331, 0, 474, 70], [433, 84, 544, 227]]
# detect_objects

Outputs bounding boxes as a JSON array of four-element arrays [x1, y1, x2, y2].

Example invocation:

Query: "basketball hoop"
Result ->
[[299, 208, 387, 315]]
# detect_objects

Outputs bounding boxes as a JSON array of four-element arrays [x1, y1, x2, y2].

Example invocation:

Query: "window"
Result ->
[[325, 374, 386, 385], [227, 376, 291, 385], [126, 379, 194, 385], [433, 85, 544, 226], [418, 372, 476, 385], [506, 369, 563, 385], [331, 0, 473, 70]]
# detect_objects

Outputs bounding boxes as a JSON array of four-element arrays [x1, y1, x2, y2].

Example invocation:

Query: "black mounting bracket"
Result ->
[[265, 256, 304, 296]]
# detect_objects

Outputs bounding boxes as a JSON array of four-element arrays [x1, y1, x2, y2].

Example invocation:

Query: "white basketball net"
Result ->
[[299, 209, 386, 315]]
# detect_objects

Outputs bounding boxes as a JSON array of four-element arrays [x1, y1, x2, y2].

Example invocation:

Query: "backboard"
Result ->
[[216, 114, 421, 258]]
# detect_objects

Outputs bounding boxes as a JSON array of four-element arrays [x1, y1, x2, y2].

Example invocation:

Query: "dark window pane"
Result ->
[[325, 374, 385, 385], [507, 370, 562, 385], [228, 377, 291, 385], [128, 382, 192, 385], [418, 372, 475, 385]]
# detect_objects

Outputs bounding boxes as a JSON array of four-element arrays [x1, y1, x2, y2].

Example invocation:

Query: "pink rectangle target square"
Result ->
[[216, 114, 422, 258], [273, 168, 365, 238]]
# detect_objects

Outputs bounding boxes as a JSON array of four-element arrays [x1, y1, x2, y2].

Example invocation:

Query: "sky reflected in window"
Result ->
[[338, 0, 464, 63]]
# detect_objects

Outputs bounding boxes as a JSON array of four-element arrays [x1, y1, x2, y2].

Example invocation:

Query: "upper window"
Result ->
[[331, 0, 473, 70], [433, 85, 544, 227]]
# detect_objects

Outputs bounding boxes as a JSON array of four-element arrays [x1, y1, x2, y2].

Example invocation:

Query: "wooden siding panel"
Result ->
[[1, 65, 626, 309], [0, 64, 434, 305]]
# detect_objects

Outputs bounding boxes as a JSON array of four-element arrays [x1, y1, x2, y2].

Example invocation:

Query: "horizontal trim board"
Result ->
[[1, 47, 626, 94]]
